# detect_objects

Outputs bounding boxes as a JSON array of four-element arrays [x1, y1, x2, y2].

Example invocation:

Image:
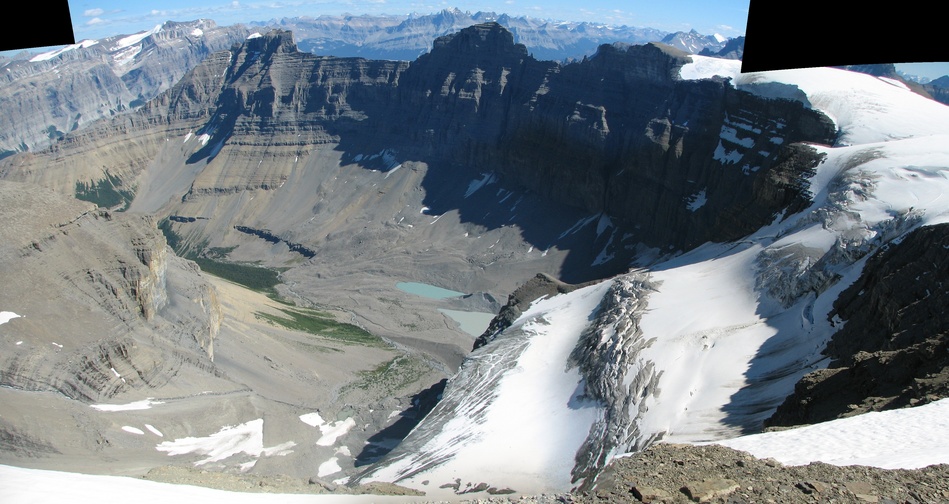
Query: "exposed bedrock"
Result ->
[[0, 182, 221, 402], [369, 24, 837, 251], [473, 272, 590, 349], [767, 223, 949, 427]]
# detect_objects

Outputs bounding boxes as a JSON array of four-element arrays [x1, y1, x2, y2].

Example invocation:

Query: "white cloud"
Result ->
[[83, 8, 104, 17], [85, 17, 106, 26]]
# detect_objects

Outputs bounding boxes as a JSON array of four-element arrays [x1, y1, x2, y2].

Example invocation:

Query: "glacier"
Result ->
[[350, 59, 949, 496]]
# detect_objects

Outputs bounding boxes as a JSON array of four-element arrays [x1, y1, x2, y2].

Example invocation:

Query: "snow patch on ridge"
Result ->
[[464, 173, 498, 198], [28, 40, 99, 62], [113, 25, 162, 50], [686, 189, 707, 211], [91, 398, 164, 412], [712, 398, 949, 469], [300, 412, 356, 447]]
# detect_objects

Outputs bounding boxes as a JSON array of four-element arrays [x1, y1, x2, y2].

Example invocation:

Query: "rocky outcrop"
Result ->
[[579, 443, 949, 503], [699, 36, 745, 60], [922, 75, 949, 106], [766, 223, 949, 427], [660, 29, 727, 54], [0, 181, 221, 401], [473, 273, 588, 349], [233, 225, 317, 258]]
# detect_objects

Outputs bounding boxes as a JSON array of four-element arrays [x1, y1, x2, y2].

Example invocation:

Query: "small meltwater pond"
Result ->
[[395, 282, 465, 300], [438, 309, 495, 337], [396, 282, 494, 337]]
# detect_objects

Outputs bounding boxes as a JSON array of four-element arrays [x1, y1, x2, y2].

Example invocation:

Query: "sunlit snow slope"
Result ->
[[356, 60, 949, 496]]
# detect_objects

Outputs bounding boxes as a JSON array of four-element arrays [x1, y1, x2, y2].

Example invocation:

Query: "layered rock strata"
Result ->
[[0, 181, 220, 402]]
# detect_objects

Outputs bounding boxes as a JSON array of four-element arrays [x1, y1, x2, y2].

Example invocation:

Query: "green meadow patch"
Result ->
[[255, 306, 382, 347]]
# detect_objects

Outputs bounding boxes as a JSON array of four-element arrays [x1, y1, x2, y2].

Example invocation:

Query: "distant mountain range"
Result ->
[[0, 19, 251, 157], [258, 8, 732, 62]]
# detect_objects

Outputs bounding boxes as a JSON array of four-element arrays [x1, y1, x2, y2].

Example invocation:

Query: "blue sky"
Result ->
[[67, 0, 749, 40]]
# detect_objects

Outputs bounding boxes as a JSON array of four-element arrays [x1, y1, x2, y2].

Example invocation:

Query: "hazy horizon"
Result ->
[[3, 1, 948, 79]]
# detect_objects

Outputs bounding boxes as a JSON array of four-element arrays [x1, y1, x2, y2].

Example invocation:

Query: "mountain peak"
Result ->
[[430, 22, 528, 58], [242, 29, 297, 55]]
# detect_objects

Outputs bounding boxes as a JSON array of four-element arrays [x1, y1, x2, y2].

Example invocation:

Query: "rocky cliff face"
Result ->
[[1, 23, 835, 270], [375, 24, 834, 250], [922, 76, 949, 106], [0, 19, 250, 157], [767, 222, 949, 427], [209, 24, 833, 253], [0, 181, 220, 402]]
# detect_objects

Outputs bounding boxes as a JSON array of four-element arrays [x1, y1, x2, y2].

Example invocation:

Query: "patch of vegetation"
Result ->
[[256, 306, 383, 347], [158, 218, 283, 296], [158, 218, 185, 255], [75, 171, 134, 210], [343, 355, 430, 395], [194, 257, 282, 295]]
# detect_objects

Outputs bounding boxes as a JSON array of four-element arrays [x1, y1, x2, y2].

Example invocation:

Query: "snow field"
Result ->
[[364, 281, 612, 495], [0, 311, 20, 325], [155, 419, 295, 468], [712, 398, 949, 470]]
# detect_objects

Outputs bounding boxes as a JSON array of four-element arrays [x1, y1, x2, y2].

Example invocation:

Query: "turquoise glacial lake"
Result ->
[[438, 309, 495, 337], [396, 281, 494, 336], [395, 282, 465, 299]]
